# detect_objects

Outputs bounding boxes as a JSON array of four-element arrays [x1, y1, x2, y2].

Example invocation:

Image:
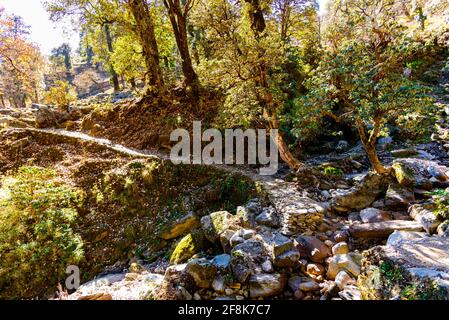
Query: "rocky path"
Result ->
[[5, 127, 328, 236]]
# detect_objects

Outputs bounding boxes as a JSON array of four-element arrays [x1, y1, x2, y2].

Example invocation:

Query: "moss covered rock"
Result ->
[[201, 211, 236, 243], [170, 231, 206, 265], [159, 212, 201, 240], [392, 162, 416, 187]]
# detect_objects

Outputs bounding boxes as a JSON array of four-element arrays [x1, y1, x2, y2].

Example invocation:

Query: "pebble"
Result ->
[[332, 242, 349, 255], [335, 270, 354, 290], [324, 240, 334, 247], [306, 263, 325, 276], [298, 281, 320, 292]]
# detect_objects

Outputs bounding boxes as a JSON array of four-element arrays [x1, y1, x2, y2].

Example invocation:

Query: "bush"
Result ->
[[43, 80, 77, 108], [0, 166, 84, 299]]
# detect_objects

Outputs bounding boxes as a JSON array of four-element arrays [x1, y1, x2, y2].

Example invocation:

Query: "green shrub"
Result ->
[[0, 166, 84, 299], [323, 166, 344, 177]]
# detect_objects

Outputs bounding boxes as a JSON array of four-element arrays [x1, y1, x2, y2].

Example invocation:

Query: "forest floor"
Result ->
[[1, 63, 449, 300]]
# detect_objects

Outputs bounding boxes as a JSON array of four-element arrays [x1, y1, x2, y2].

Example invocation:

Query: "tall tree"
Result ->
[[126, 0, 164, 92], [162, 0, 200, 99], [243, 0, 303, 170]]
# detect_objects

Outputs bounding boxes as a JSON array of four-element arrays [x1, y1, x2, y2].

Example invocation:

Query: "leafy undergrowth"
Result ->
[[0, 166, 84, 299], [359, 261, 448, 300]]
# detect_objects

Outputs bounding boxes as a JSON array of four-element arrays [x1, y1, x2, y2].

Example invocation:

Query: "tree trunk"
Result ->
[[163, 0, 200, 102], [265, 108, 302, 171], [356, 118, 389, 174], [362, 141, 389, 174], [0, 94, 5, 108], [130, 78, 137, 89], [245, 0, 303, 172], [104, 23, 120, 92], [128, 0, 164, 92]]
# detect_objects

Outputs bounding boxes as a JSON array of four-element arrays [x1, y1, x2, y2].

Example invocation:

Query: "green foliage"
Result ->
[[323, 166, 344, 177], [0, 166, 84, 299], [429, 189, 449, 220]]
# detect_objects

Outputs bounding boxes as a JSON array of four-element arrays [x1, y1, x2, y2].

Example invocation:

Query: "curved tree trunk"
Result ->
[[245, 0, 303, 172], [355, 117, 389, 174]]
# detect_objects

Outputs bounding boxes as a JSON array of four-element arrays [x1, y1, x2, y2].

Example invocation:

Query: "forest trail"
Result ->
[[7, 126, 327, 235]]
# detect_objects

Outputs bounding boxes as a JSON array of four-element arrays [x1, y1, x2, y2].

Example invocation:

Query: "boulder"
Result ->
[[408, 203, 440, 234], [35, 105, 74, 128], [212, 276, 226, 293], [349, 220, 424, 239], [201, 211, 235, 243], [274, 250, 300, 268], [392, 162, 416, 187], [384, 184, 415, 210], [249, 274, 286, 298], [296, 236, 331, 263], [332, 173, 391, 211], [338, 285, 362, 300], [437, 220, 449, 237], [306, 263, 325, 276], [298, 281, 320, 292], [332, 242, 349, 256], [256, 206, 280, 228], [231, 240, 268, 283], [159, 212, 200, 240], [288, 276, 302, 292], [327, 253, 362, 279], [335, 270, 355, 290], [262, 260, 274, 273], [336, 140, 350, 153], [211, 254, 231, 270], [391, 148, 419, 158], [170, 231, 207, 265], [236, 199, 262, 228], [186, 259, 218, 289], [386, 230, 427, 246], [359, 208, 391, 223]]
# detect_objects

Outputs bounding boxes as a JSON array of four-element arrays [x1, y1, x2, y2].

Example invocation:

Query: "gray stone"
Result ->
[[186, 259, 218, 289], [360, 208, 391, 223], [409, 203, 440, 234], [332, 173, 390, 211], [274, 250, 300, 268], [338, 285, 362, 300], [231, 240, 268, 283], [298, 281, 320, 292], [211, 254, 231, 270], [212, 276, 226, 293], [335, 270, 354, 290], [262, 260, 274, 273], [256, 207, 280, 228], [249, 274, 286, 298], [336, 140, 350, 153], [384, 184, 415, 210], [201, 211, 235, 243], [386, 230, 427, 246], [287, 276, 302, 292]]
